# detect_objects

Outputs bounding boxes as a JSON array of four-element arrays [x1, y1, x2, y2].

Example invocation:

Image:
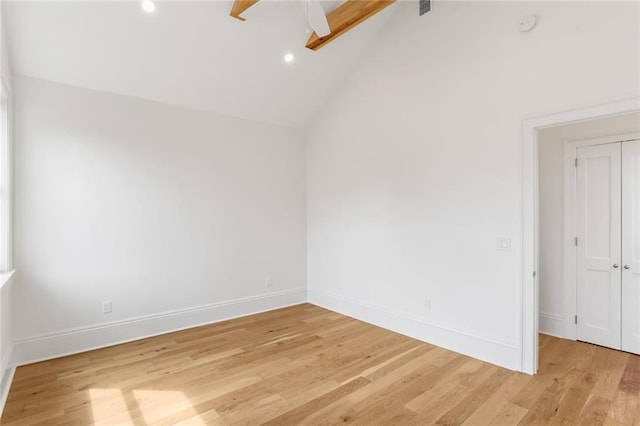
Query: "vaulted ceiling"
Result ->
[[4, 0, 400, 128]]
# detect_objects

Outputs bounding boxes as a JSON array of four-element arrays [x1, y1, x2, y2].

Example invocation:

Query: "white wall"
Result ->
[[12, 76, 307, 364], [538, 113, 640, 337], [306, 1, 640, 370]]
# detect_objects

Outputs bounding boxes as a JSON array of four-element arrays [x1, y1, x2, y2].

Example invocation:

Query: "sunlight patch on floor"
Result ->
[[89, 388, 208, 425], [88, 388, 132, 425]]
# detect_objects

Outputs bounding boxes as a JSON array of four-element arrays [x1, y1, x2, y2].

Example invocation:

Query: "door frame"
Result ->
[[563, 134, 640, 341], [521, 97, 640, 375], [621, 140, 640, 354]]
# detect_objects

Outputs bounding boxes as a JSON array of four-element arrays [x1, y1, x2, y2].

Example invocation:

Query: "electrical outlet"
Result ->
[[424, 299, 431, 310], [102, 300, 112, 314], [265, 277, 272, 287]]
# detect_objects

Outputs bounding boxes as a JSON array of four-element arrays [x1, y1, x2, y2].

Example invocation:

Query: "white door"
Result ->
[[622, 140, 640, 355], [576, 143, 622, 349]]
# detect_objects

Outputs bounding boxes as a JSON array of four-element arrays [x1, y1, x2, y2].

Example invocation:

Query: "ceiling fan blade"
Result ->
[[306, 0, 330, 37]]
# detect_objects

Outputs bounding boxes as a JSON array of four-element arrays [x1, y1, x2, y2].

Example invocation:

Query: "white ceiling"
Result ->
[[4, 0, 400, 128]]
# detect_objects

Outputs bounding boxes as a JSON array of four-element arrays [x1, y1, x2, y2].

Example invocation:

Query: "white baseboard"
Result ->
[[12, 288, 307, 367], [308, 288, 521, 372], [539, 312, 565, 339], [9, 286, 524, 394]]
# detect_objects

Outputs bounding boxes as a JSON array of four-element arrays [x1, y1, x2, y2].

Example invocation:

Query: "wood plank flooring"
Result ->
[[2, 303, 640, 425]]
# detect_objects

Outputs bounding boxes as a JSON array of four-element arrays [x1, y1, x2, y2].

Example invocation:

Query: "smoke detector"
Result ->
[[519, 15, 537, 33]]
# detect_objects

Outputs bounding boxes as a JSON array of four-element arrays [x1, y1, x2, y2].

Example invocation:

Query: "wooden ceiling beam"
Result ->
[[230, 0, 260, 21], [306, 0, 396, 51]]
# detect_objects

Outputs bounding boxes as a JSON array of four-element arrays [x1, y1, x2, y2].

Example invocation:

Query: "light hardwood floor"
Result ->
[[2, 304, 640, 425]]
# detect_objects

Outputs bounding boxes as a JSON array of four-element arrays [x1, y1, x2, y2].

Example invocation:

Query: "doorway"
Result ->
[[536, 114, 640, 366], [523, 99, 640, 375]]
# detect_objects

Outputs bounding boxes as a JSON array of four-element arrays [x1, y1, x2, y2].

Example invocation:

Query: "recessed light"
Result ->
[[142, 0, 155, 13], [284, 53, 294, 63]]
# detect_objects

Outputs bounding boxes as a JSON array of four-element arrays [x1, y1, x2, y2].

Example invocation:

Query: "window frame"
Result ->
[[0, 80, 12, 273]]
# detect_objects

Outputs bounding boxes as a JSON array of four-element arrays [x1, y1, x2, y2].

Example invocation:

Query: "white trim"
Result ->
[[0, 270, 14, 417], [539, 312, 564, 338], [522, 97, 640, 375], [0, 349, 15, 416], [11, 288, 307, 367], [308, 288, 520, 371], [0, 84, 11, 272], [0, 270, 14, 290], [0, 80, 9, 97], [562, 138, 578, 340], [539, 330, 565, 339], [561, 133, 640, 341]]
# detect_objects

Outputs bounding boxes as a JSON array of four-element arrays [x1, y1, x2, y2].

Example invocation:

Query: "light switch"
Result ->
[[497, 238, 511, 251]]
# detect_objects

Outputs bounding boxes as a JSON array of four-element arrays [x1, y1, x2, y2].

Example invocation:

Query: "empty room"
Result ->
[[0, 0, 639, 424]]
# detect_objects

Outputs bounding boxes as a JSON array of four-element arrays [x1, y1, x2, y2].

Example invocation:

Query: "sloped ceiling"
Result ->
[[4, 0, 399, 128]]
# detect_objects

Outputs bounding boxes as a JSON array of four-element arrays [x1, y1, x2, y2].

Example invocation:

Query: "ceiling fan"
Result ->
[[302, 0, 331, 38], [230, 0, 431, 51]]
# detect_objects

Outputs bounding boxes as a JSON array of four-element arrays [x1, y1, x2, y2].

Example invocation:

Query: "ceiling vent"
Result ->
[[419, 0, 431, 16]]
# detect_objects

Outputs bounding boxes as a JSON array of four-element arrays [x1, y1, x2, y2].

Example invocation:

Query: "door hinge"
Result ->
[[575, 315, 578, 325], [575, 236, 578, 246], [575, 158, 578, 167], [532, 271, 536, 278]]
